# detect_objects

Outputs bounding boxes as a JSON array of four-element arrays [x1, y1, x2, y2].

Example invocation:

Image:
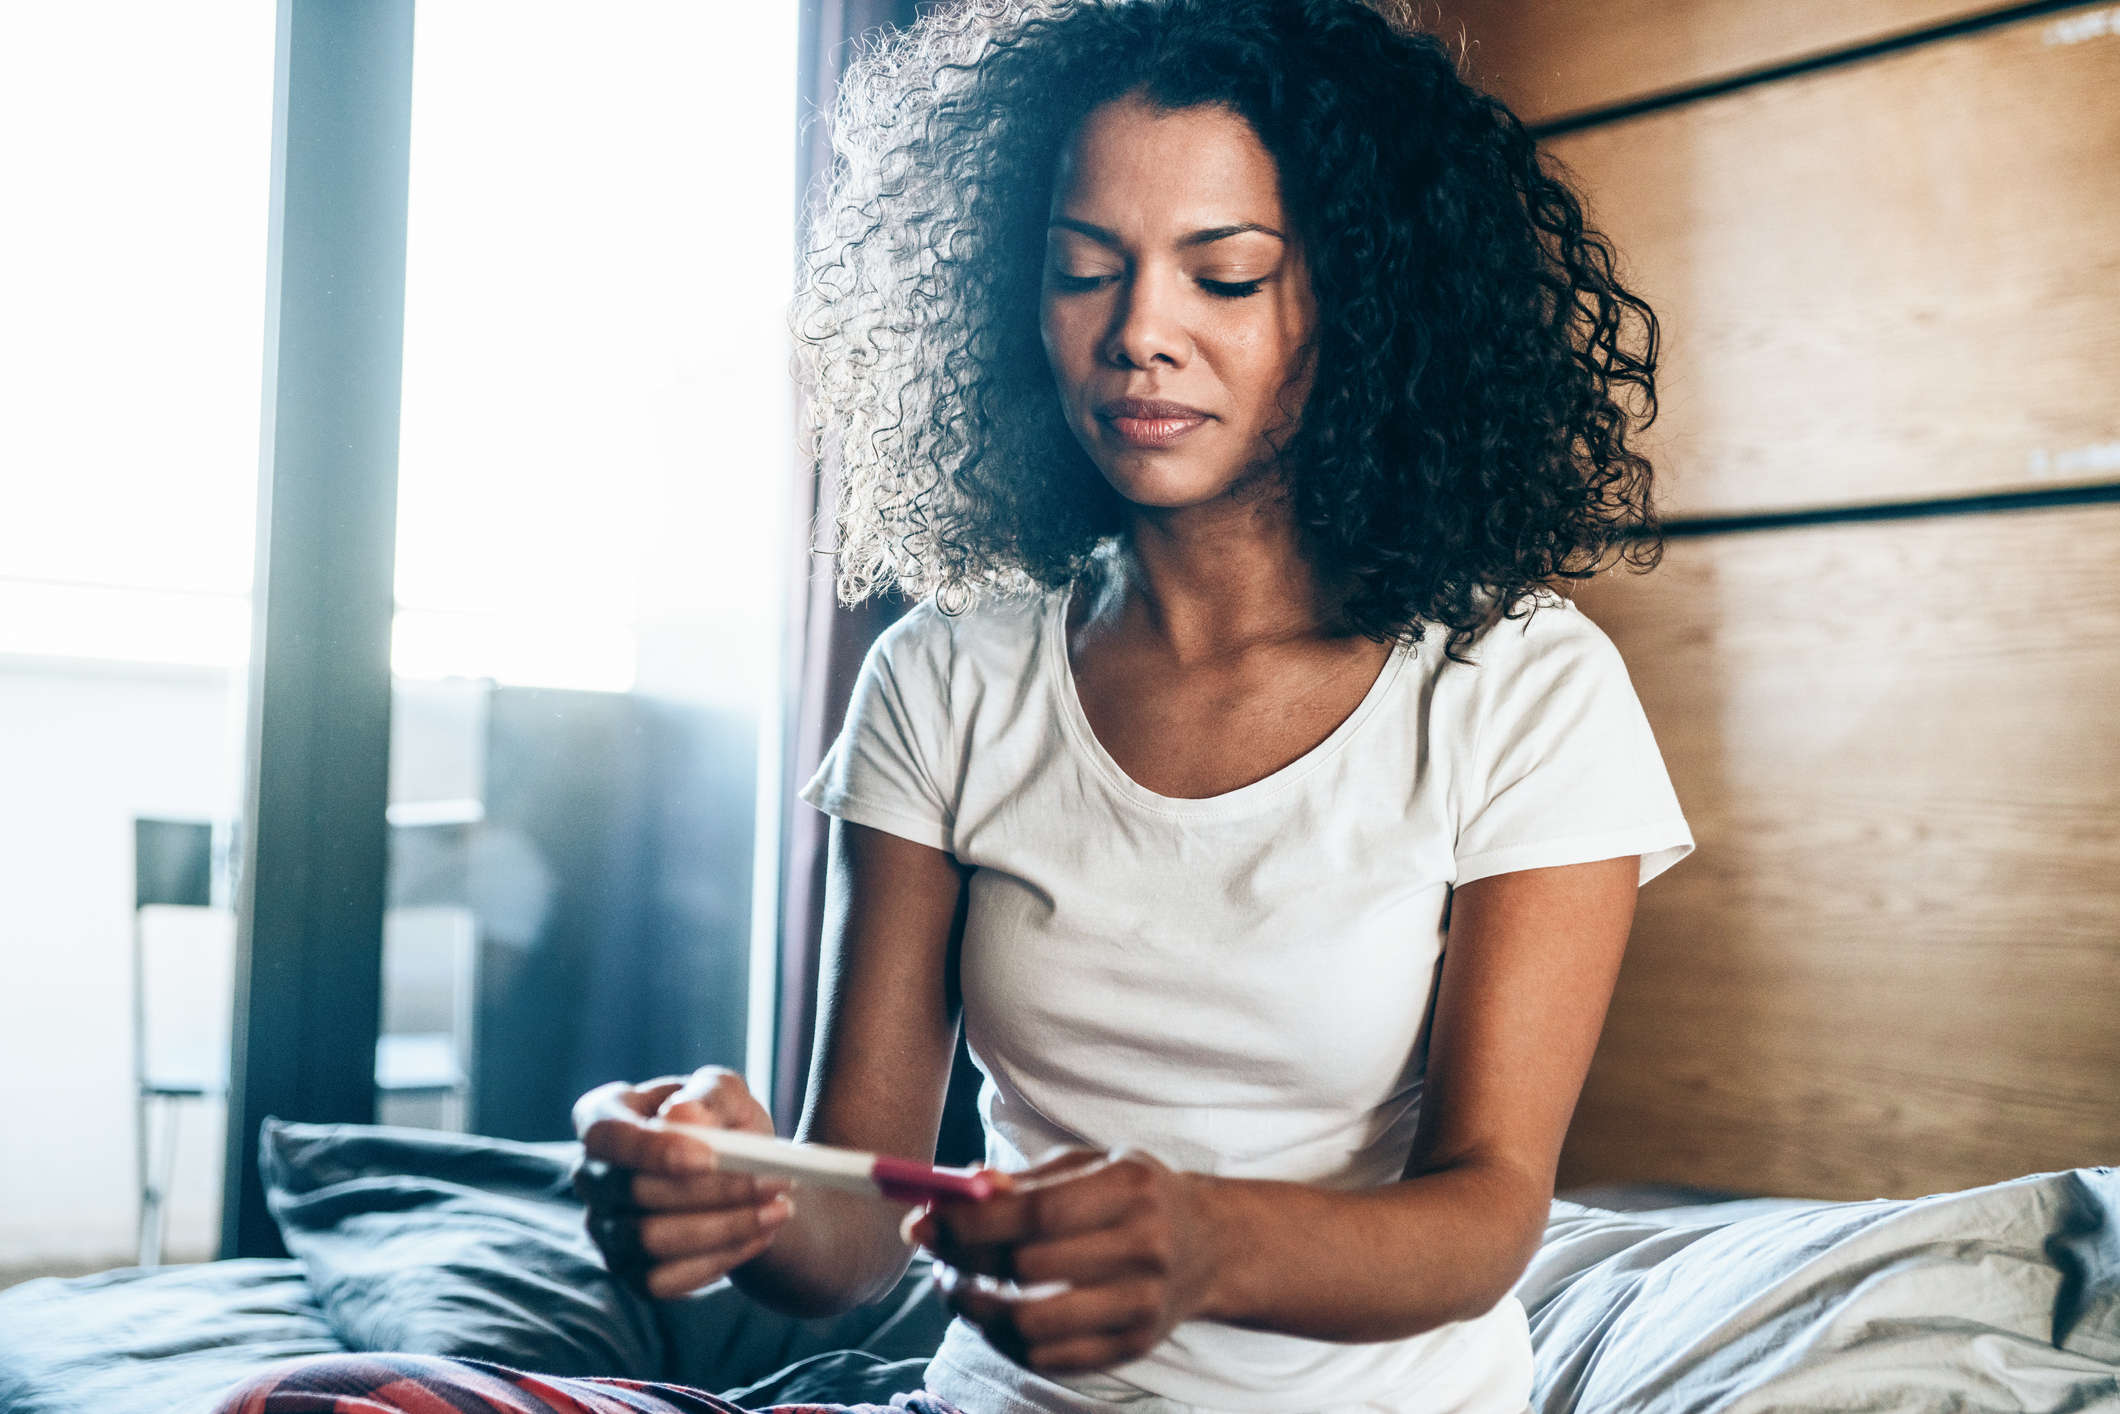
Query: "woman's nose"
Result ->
[[1103, 269, 1191, 370]]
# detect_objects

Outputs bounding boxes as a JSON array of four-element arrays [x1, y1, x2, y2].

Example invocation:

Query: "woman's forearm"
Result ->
[[1189, 859, 1634, 1342], [737, 821, 969, 1317], [728, 1185, 917, 1317], [1192, 1158, 1550, 1343]]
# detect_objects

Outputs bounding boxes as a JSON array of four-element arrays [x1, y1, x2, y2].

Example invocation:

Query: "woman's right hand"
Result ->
[[572, 1066, 794, 1300]]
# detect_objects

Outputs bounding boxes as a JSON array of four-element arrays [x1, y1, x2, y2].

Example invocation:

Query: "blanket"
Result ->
[[2, 1124, 2113, 1414]]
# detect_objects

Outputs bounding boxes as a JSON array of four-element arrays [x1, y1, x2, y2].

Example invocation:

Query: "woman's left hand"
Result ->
[[909, 1148, 1224, 1374]]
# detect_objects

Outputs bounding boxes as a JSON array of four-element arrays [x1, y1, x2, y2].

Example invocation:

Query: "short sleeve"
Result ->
[[799, 605, 959, 854], [1452, 602, 1693, 888]]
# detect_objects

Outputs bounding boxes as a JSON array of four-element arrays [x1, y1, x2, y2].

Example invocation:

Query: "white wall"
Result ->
[[0, 657, 240, 1270]]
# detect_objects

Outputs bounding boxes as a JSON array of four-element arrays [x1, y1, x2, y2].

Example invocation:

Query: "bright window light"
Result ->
[[0, 2, 272, 660], [0, 581, 251, 669], [393, 1, 797, 704], [391, 608, 636, 694]]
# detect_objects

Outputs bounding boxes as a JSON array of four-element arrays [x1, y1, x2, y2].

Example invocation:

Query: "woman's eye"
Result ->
[[1199, 277, 1264, 299], [1050, 271, 1114, 293]]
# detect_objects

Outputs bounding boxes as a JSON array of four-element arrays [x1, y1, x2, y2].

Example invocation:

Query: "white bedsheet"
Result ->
[[1516, 1169, 2120, 1412]]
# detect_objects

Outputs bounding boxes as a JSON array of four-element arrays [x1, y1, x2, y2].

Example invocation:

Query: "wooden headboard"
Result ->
[[1436, 0, 2120, 1199]]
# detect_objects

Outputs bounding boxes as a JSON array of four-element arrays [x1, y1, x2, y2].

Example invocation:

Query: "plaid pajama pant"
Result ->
[[214, 1354, 964, 1414]]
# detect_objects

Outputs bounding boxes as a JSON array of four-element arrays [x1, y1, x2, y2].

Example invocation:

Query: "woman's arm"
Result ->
[[733, 818, 970, 1312], [923, 855, 1638, 1372], [576, 819, 967, 1314]]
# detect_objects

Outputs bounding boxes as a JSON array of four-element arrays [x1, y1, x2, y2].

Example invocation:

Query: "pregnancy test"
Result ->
[[653, 1122, 997, 1205]]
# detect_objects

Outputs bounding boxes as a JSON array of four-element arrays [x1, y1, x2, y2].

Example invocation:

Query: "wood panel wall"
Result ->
[[1438, 0, 2022, 125], [1435, 2, 2120, 1198], [1570, 509, 2120, 1198], [1547, 10, 2120, 517]]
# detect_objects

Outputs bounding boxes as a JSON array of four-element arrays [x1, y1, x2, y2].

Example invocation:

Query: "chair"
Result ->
[[132, 817, 222, 1268], [132, 814, 482, 1263], [375, 898, 478, 1131]]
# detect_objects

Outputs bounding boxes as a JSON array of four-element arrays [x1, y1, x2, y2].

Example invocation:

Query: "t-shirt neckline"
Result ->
[[1042, 591, 1413, 818]]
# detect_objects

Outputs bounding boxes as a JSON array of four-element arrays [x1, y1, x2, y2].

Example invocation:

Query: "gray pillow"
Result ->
[[261, 1118, 666, 1378], [259, 1119, 952, 1391]]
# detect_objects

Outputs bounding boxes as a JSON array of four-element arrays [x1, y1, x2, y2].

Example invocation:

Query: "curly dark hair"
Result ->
[[797, 0, 1659, 649]]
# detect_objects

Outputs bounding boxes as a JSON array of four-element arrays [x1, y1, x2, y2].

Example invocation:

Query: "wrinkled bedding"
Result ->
[[1521, 1171, 2120, 1413], [2, 1127, 2113, 1414], [0, 1122, 947, 1414], [0, 1259, 340, 1414]]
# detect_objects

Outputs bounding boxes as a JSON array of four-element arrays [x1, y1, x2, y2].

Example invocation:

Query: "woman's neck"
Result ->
[[1087, 493, 1338, 663]]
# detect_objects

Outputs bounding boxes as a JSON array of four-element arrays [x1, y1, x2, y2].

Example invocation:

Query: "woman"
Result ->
[[227, 2, 1687, 1411]]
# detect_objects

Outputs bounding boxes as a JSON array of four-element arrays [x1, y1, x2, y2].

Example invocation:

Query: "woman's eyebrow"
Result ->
[[1047, 217, 1286, 247], [1048, 217, 1123, 246], [1178, 222, 1285, 247]]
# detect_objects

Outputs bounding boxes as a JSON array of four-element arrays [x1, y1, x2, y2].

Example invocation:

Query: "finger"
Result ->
[[938, 1275, 1030, 1365], [936, 1269, 1008, 1325], [1010, 1278, 1160, 1348], [657, 1066, 772, 1135], [577, 1077, 707, 1171], [572, 1078, 688, 1138], [923, 1226, 1019, 1279], [574, 1157, 644, 1214], [1011, 1221, 1164, 1288], [927, 1187, 1037, 1250], [631, 1168, 788, 1212], [632, 1076, 692, 1106], [582, 1120, 717, 1177], [938, 1157, 1147, 1248], [665, 1064, 744, 1104], [587, 1207, 653, 1292], [572, 1081, 634, 1141], [643, 1232, 779, 1302], [919, 1196, 1026, 1276], [638, 1193, 792, 1262], [1019, 1156, 1164, 1240], [905, 1165, 1017, 1247], [573, 1082, 655, 1151]]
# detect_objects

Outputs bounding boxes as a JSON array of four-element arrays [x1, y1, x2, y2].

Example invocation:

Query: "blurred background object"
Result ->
[[380, 684, 756, 1142], [0, 0, 796, 1281], [131, 818, 227, 1269]]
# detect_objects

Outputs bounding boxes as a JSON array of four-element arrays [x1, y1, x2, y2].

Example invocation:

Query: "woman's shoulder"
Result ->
[[1471, 590, 1620, 660], [1428, 590, 1634, 704], [868, 588, 1059, 680]]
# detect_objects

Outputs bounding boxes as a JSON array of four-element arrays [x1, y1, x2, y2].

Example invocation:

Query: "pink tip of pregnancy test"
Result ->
[[872, 1155, 996, 1204]]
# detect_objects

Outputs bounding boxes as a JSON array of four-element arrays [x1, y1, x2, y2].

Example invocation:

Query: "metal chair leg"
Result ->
[[154, 1101, 182, 1266], [137, 1099, 164, 1268], [134, 913, 153, 1267], [137, 1097, 184, 1268]]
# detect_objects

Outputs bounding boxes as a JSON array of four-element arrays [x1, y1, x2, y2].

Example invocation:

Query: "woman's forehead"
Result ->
[[1050, 97, 1286, 233]]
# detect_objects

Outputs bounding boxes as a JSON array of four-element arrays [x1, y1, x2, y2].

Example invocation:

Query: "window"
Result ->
[[0, 0, 274, 1274]]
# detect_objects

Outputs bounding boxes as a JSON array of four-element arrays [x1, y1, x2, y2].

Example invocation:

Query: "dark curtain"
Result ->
[[773, 0, 929, 1133]]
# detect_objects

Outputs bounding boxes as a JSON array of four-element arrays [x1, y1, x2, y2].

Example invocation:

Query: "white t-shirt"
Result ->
[[801, 589, 1692, 1414]]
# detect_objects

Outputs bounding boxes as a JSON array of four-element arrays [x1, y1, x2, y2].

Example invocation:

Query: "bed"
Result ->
[[1, 1122, 2113, 1413]]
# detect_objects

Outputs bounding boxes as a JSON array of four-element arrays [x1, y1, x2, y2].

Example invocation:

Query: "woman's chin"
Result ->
[[1098, 458, 1252, 513]]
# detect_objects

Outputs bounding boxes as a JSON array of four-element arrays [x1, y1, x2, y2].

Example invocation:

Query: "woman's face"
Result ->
[[1042, 96, 1317, 511]]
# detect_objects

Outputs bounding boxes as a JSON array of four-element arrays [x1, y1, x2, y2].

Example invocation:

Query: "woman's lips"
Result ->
[[1098, 397, 1210, 448]]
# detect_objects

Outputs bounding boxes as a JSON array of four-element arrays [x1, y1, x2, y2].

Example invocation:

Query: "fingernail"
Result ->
[[758, 1196, 792, 1226]]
